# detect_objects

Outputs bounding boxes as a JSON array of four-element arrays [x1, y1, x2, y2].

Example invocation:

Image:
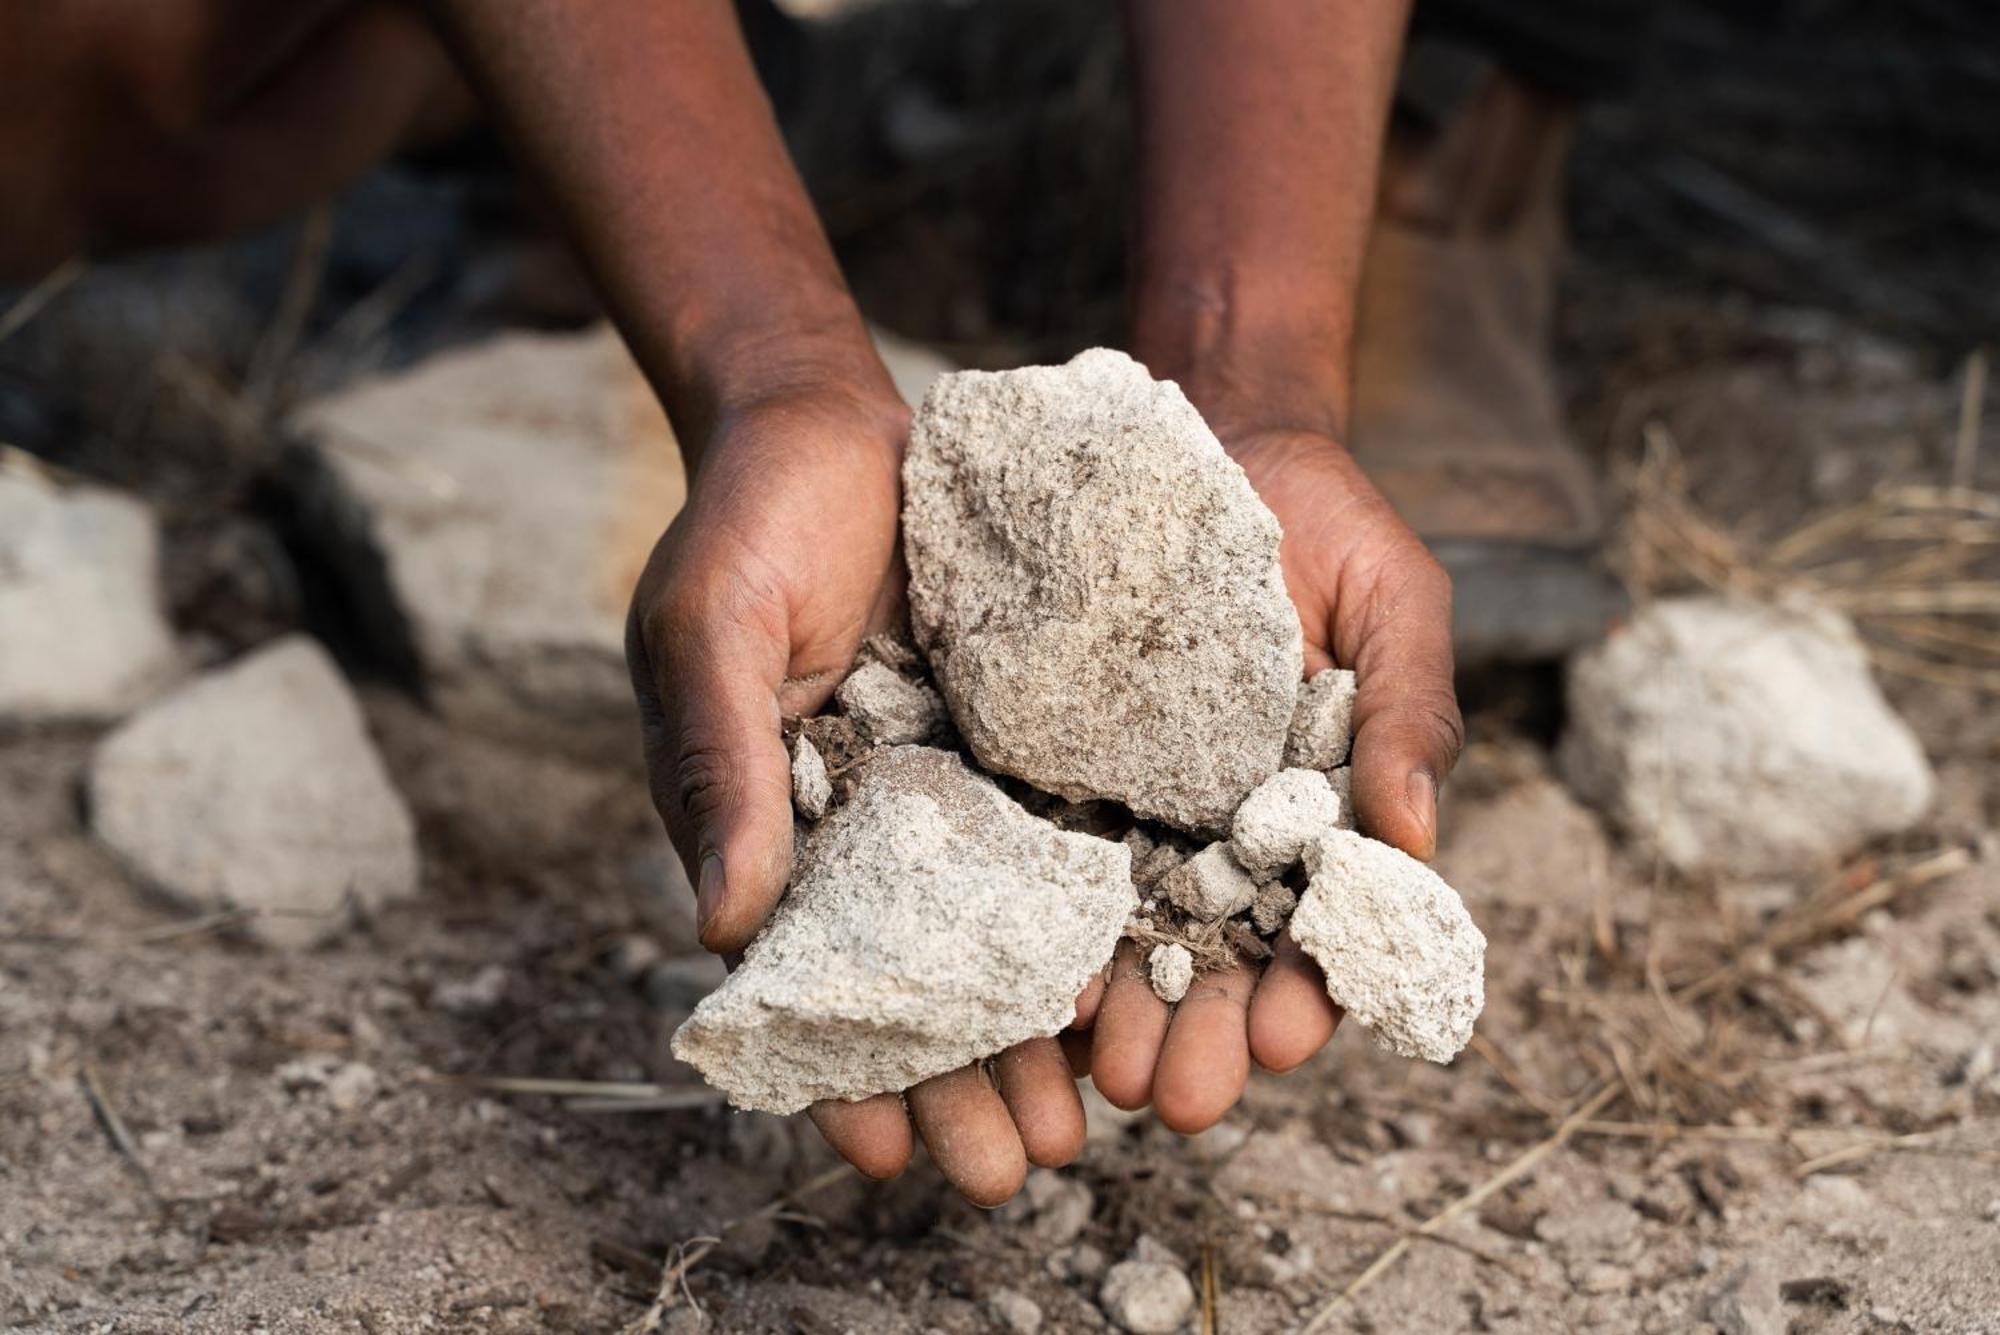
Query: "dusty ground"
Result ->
[[5, 4, 2000, 1330], [6, 302, 2000, 1332]]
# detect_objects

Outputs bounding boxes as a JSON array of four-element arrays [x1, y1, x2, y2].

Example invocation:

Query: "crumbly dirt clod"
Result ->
[[1559, 596, 1935, 876], [1231, 767, 1343, 882], [1250, 882, 1298, 937], [1293, 830, 1486, 1064], [902, 348, 1302, 833], [1147, 943, 1193, 1003], [672, 746, 1134, 1113], [1157, 842, 1258, 923], [1284, 668, 1357, 770], [789, 734, 833, 820], [834, 660, 948, 746]]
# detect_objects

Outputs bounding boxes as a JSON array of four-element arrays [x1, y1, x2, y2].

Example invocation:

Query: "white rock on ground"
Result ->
[[789, 734, 833, 820], [903, 348, 1303, 833], [1559, 596, 1935, 876], [1231, 767, 1343, 881], [0, 462, 179, 721], [1159, 842, 1259, 922], [1285, 667, 1357, 769], [290, 326, 684, 732], [1148, 943, 1193, 1003], [86, 635, 418, 948], [1099, 1261, 1196, 1334], [834, 660, 946, 745], [672, 746, 1133, 1113], [1293, 830, 1486, 1063]]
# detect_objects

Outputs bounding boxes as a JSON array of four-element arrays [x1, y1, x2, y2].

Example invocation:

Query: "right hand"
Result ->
[[626, 380, 1091, 1205]]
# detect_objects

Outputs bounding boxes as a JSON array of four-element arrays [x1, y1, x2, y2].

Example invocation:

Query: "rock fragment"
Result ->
[[1250, 882, 1298, 936], [1326, 767, 1355, 829], [1559, 596, 1935, 876], [789, 734, 833, 820], [986, 1289, 1043, 1334], [1293, 830, 1485, 1063], [903, 348, 1302, 833], [1131, 837, 1191, 890], [86, 636, 418, 948], [0, 464, 179, 721], [672, 746, 1134, 1113], [1148, 943, 1193, 1003], [1099, 1261, 1196, 1334], [1231, 768, 1343, 881], [834, 660, 946, 745], [1285, 668, 1357, 769], [1159, 843, 1258, 922]]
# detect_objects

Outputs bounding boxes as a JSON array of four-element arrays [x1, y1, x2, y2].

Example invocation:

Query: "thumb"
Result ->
[[1343, 557, 1463, 861], [628, 589, 797, 954]]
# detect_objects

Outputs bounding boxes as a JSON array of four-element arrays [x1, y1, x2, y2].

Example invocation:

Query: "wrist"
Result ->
[[1130, 266, 1352, 446]]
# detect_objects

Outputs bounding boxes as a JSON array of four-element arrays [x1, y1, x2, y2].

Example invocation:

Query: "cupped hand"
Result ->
[[1085, 425, 1465, 1131], [625, 382, 1098, 1205]]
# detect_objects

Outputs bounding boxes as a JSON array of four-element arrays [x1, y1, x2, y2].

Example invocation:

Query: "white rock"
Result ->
[[0, 463, 179, 720], [1099, 1260, 1196, 1334], [1285, 668, 1357, 769], [1231, 768, 1343, 881], [986, 1288, 1043, 1334], [434, 963, 509, 1015], [834, 660, 946, 745], [790, 734, 834, 819], [1559, 596, 1935, 876], [1148, 943, 1193, 1004], [1250, 882, 1298, 936], [87, 636, 417, 948], [1159, 843, 1258, 922], [1293, 831, 1485, 1063], [324, 1062, 380, 1113], [904, 348, 1303, 833], [1326, 767, 1355, 830], [290, 327, 684, 733], [672, 746, 1133, 1113]]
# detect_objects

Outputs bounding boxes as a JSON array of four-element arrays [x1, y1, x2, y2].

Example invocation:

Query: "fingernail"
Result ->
[[696, 853, 726, 939], [1406, 770, 1437, 852]]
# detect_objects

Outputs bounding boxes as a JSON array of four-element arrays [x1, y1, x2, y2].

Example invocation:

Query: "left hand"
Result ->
[[1080, 423, 1464, 1131]]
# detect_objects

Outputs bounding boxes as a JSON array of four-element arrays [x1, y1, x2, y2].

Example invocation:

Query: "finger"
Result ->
[[1343, 551, 1462, 860], [1090, 940, 1173, 1111], [630, 572, 797, 953], [908, 1065, 1028, 1207], [1073, 969, 1110, 1030], [1152, 961, 1256, 1134], [809, 1092, 914, 1181], [1249, 931, 1343, 1073], [992, 1038, 1087, 1167]]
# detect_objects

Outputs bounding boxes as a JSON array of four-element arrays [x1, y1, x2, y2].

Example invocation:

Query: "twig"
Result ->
[[1954, 347, 1987, 493], [0, 255, 86, 344], [565, 1091, 728, 1113], [1200, 1239, 1218, 1335], [1297, 1083, 1618, 1332], [622, 1165, 853, 1334], [79, 1060, 154, 1194], [1793, 1124, 2000, 1178], [244, 204, 333, 417]]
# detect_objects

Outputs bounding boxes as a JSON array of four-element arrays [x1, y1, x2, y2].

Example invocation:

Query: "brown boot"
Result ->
[[1350, 74, 1622, 664]]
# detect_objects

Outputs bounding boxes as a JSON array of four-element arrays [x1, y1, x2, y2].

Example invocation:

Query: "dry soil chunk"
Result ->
[[1231, 768, 1343, 881], [1293, 830, 1486, 1063], [1159, 842, 1258, 922], [789, 734, 833, 820], [834, 660, 946, 745], [0, 466, 179, 721], [1250, 882, 1298, 936], [672, 746, 1134, 1113], [1148, 943, 1193, 1003], [1558, 596, 1935, 876], [87, 636, 418, 948], [1285, 668, 1357, 769], [903, 348, 1302, 833], [1099, 1261, 1196, 1334]]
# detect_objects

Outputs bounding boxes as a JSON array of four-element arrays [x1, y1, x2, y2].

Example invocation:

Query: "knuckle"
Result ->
[[673, 737, 743, 833]]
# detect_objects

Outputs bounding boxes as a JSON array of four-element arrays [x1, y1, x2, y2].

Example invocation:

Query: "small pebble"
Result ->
[[1099, 1260, 1195, 1334], [986, 1288, 1042, 1334], [1148, 943, 1193, 1004]]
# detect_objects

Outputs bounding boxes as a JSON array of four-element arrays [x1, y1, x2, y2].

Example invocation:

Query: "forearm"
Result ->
[[1124, 0, 1409, 440], [428, 0, 898, 459]]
